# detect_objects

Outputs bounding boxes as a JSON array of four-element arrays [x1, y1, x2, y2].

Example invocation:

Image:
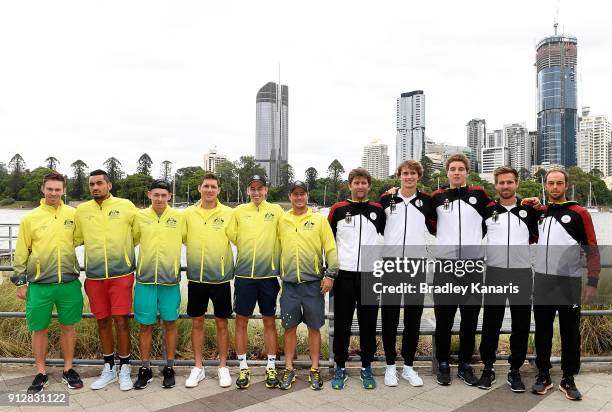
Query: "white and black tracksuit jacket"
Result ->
[[379, 191, 436, 257], [484, 199, 539, 269], [431, 186, 493, 259], [328, 199, 385, 272]]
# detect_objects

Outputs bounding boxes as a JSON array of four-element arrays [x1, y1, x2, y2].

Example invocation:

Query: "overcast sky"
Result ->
[[1, 0, 610, 181]]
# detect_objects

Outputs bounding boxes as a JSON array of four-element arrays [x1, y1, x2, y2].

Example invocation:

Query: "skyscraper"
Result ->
[[203, 147, 228, 173], [466, 119, 486, 172], [577, 106, 611, 176], [505, 123, 531, 171], [481, 146, 510, 174], [361, 139, 390, 180], [536, 25, 578, 167], [396, 90, 425, 167], [255, 81, 288, 186]]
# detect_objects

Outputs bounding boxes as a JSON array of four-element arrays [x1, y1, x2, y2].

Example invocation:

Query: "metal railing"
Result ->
[[1, 222, 612, 370]]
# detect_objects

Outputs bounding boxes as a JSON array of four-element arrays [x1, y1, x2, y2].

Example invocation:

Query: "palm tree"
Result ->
[[137, 153, 153, 176]]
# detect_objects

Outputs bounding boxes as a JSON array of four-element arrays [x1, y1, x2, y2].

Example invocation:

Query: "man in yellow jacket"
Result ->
[[276, 181, 338, 391], [11, 172, 84, 394], [132, 180, 185, 390], [227, 175, 283, 389], [74, 169, 138, 391], [183, 173, 235, 389]]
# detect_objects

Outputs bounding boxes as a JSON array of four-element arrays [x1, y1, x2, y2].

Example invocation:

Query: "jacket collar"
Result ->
[[39, 198, 64, 212]]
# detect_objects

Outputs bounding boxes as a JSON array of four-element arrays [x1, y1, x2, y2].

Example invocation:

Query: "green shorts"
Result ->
[[133, 282, 181, 325], [26, 280, 84, 332]]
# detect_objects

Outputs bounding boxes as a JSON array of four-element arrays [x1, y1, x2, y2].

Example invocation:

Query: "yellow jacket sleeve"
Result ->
[[226, 210, 238, 245], [132, 215, 142, 246], [12, 217, 31, 282], [73, 212, 84, 247], [320, 217, 339, 278]]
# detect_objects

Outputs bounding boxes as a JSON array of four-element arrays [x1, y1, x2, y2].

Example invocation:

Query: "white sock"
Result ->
[[267, 355, 276, 369], [238, 354, 248, 370]]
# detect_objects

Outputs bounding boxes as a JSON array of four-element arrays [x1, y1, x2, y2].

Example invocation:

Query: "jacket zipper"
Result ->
[[458, 195, 462, 259], [545, 215, 552, 275], [507, 210, 511, 268], [356, 213, 363, 271], [402, 200, 408, 258]]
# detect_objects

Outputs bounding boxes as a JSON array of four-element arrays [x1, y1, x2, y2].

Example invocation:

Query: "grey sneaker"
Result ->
[[278, 368, 296, 390], [91, 363, 117, 390]]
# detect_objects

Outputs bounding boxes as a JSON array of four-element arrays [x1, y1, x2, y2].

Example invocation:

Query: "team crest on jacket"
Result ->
[[519, 210, 527, 218], [468, 196, 477, 205], [561, 215, 571, 224], [264, 212, 275, 221], [303, 220, 315, 230], [166, 217, 177, 228], [64, 219, 75, 228], [415, 199, 423, 207], [108, 209, 120, 219], [212, 217, 225, 229], [370, 212, 377, 220]]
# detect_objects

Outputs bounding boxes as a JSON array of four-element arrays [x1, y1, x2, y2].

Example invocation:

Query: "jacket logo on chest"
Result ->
[[264, 212, 275, 221], [303, 220, 315, 230], [64, 219, 75, 229], [108, 209, 120, 220], [344, 212, 353, 224], [519, 210, 527, 218], [369, 212, 377, 220], [468, 196, 477, 205], [166, 217, 177, 228], [414, 199, 423, 208], [212, 217, 225, 229], [560, 215, 571, 224]]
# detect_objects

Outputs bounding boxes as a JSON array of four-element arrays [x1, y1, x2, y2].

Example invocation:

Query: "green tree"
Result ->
[[103, 157, 124, 195], [117, 174, 153, 205], [70, 160, 88, 200], [517, 180, 543, 199], [420, 155, 434, 186], [8, 154, 27, 200], [175, 166, 205, 204], [44, 156, 60, 170], [215, 160, 238, 203], [305, 167, 318, 190], [19, 167, 54, 200], [518, 167, 532, 181], [136, 153, 153, 176], [160, 160, 172, 181], [327, 159, 344, 194], [534, 168, 547, 182]]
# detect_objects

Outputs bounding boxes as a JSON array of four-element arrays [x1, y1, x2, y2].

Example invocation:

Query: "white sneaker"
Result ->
[[401, 365, 423, 386], [218, 367, 231, 388], [91, 363, 118, 390], [185, 367, 205, 388], [384, 364, 398, 387], [118, 364, 133, 391]]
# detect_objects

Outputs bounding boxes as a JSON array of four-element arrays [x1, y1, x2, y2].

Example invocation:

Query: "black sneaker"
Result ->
[[27, 373, 49, 394], [62, 368, 83, 389], [133, 367, 153, 389], [559, 376, 582, 401], [531, 372, 553, 395], [477, 367, 496, 390], [436, 362, 451, 385], [507, 369, 526, 392], [457, 363, 479, 386], [162, 366, 175, 388]]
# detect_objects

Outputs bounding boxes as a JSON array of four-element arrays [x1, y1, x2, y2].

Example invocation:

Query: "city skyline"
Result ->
[[1, 1, 611, 180]]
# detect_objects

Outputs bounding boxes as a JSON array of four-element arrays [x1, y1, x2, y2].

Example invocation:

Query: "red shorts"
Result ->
[[84, 274, 134, 320]]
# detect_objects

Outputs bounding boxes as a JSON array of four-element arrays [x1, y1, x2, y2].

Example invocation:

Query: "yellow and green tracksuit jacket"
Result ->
[[227, 200, 283, 279], [133, 206, 186, 285], [278, 208, 339, 284], [184, 201, 235, 283], [74, 195, 138, 279], [11, 199, 80, 285]]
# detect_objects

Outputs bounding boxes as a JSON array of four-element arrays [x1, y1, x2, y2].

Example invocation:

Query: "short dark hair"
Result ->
[[445, 153, 470, 172], [348, 167, 372, 185], [200, 173, 219, 186], [89, 169, 110, 183], [545, 167, 569, 184], [493, 166, 518, 183], [42, 172, 66, 188]]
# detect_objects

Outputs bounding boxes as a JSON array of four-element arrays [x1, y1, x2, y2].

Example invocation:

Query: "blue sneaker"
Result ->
[[331, 367, 347, 390], [360, 367, 376, 389]]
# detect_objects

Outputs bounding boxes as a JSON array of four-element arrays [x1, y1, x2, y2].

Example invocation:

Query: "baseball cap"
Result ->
[[149, 179, 171, 191], [290, 180, 308, 193], [248, 175, 267, 186]]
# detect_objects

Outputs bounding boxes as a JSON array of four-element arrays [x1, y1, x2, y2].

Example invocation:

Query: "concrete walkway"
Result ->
[[1, 363, 611, 411]]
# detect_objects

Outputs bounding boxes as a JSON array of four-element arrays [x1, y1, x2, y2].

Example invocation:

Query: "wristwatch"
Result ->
[[10, 274, 27, 287]]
